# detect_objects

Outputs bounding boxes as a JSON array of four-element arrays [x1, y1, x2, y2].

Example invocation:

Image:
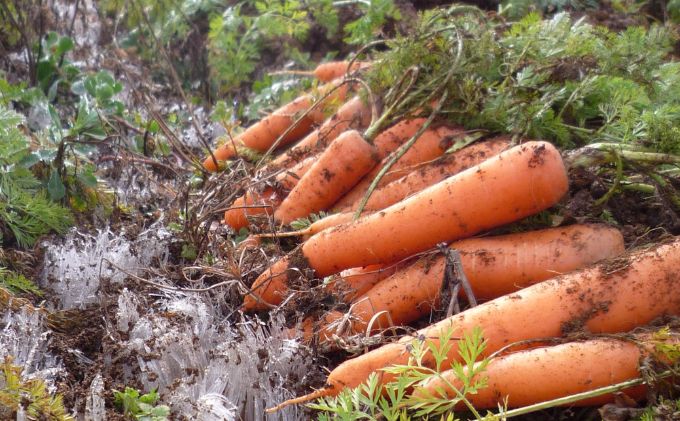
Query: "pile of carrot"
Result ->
[[203, 60, 679, 415]]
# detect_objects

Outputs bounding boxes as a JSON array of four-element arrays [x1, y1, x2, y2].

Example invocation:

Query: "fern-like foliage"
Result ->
[[366, 9, 680, 153], [0, 267, 43, 296], [0, 106, 73, 248]]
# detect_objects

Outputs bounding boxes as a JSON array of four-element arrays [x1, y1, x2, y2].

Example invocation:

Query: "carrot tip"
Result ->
[[266, 387, 334, 413]]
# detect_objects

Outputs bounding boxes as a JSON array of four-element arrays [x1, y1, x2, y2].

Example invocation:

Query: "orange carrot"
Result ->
[[203, 80, 350, 171], [276, 154, 319, 189], [223, 154, 319, 230], [413, 337, 664, 408], [331, 124, 465, 210], [298, 224, 625, 342], [251, 120, 436, 237], [372, 118, 429, 158], [265, 137, 512, 237], [223, 188, 280, 230], [327, 260, 412, 302], [274, 117, 432, 170], [243, 141, 569, 311], [313, 61, 371, 82], [271, 237, 680, 408], [236, 234, 262, 252], [269, 95, 371, 168], [343, 136, 511, 212], [274, 130, 380, 224]]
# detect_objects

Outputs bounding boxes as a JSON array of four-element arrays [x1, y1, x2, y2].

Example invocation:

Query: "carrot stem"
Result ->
[[498, 371, 672, 419], [363, 66, 420, 141], [354, 29, 463, 217], [567, 143, 680, 168], [593, 147, 624, 206], [254, 228, 311, 239]]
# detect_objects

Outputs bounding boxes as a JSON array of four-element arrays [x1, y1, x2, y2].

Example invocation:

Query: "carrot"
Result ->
[[223, 154, 318, 230], [259, 118, 440, 233], [276, 154, 319, 189], [265, 137, 512, 237], [275, 117, 434, 170], [236, 234, 262, 252], [243, 141, 569, 311], [274, 130, 380, 224], [313, 61, 371, 82], [223, 188, 280, 230], [203, 80, 350, 171], [372, 118, 429, 158], [343, 136, 511, 212], [328, 259, 412, 302], [299, 224, 625, 342], [269, 95, 372, 168], [413, 336, 667, 408], [271, 237, 680, 409], [331, 124, 465, 210], [252, 119, 460, 260]]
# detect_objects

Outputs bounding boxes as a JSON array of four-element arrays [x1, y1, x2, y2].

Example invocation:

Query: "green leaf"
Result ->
[[47, 172, 66, 201], [55, 36, 75, 57], [77, 170, 98, 188]]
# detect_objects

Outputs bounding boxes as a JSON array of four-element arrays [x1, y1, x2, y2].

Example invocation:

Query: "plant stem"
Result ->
[[496, 371, 673, 419], [332, 0, 371, 7], [353, 91, 446, 219], [567, 144, 680, 168], [593, 149, 623, 206]]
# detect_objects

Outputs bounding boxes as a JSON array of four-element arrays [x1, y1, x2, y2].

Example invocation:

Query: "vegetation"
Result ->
[[113, 387, 170, 421], [309, 327, 493, 420], [0, 267, 42, 297], [0, 356, 73, 420], [0, 106, 74, 248]]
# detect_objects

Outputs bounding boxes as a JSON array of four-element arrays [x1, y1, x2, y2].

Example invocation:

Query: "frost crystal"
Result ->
[[116, 291, 317, 420], [40, 226, 170, 309], [0, 308, 64, 392]]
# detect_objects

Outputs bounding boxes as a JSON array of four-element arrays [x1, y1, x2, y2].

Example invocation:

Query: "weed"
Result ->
[[341, 0, 401, 45], [290, 211, 330, 231], [113, 387, 170, 421]]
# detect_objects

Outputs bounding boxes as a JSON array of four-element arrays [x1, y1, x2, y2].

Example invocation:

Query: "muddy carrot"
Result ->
[[243, 141, 569, 311], [328, 260, 412, 302], [413, 335, 675, 408], [299, 224, 625, 342], [251, 119, 441, 236], [223, 154, 319, 230], [331, 124, 465, 210], [203, 80, 350, 171], [223, 188, 280, 230], [262, 138, 511, 236], [343, 136, 511, 212], [269, 95, 372, 168], [273, 130, 380, 224], [270, 237, 680, 409]]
